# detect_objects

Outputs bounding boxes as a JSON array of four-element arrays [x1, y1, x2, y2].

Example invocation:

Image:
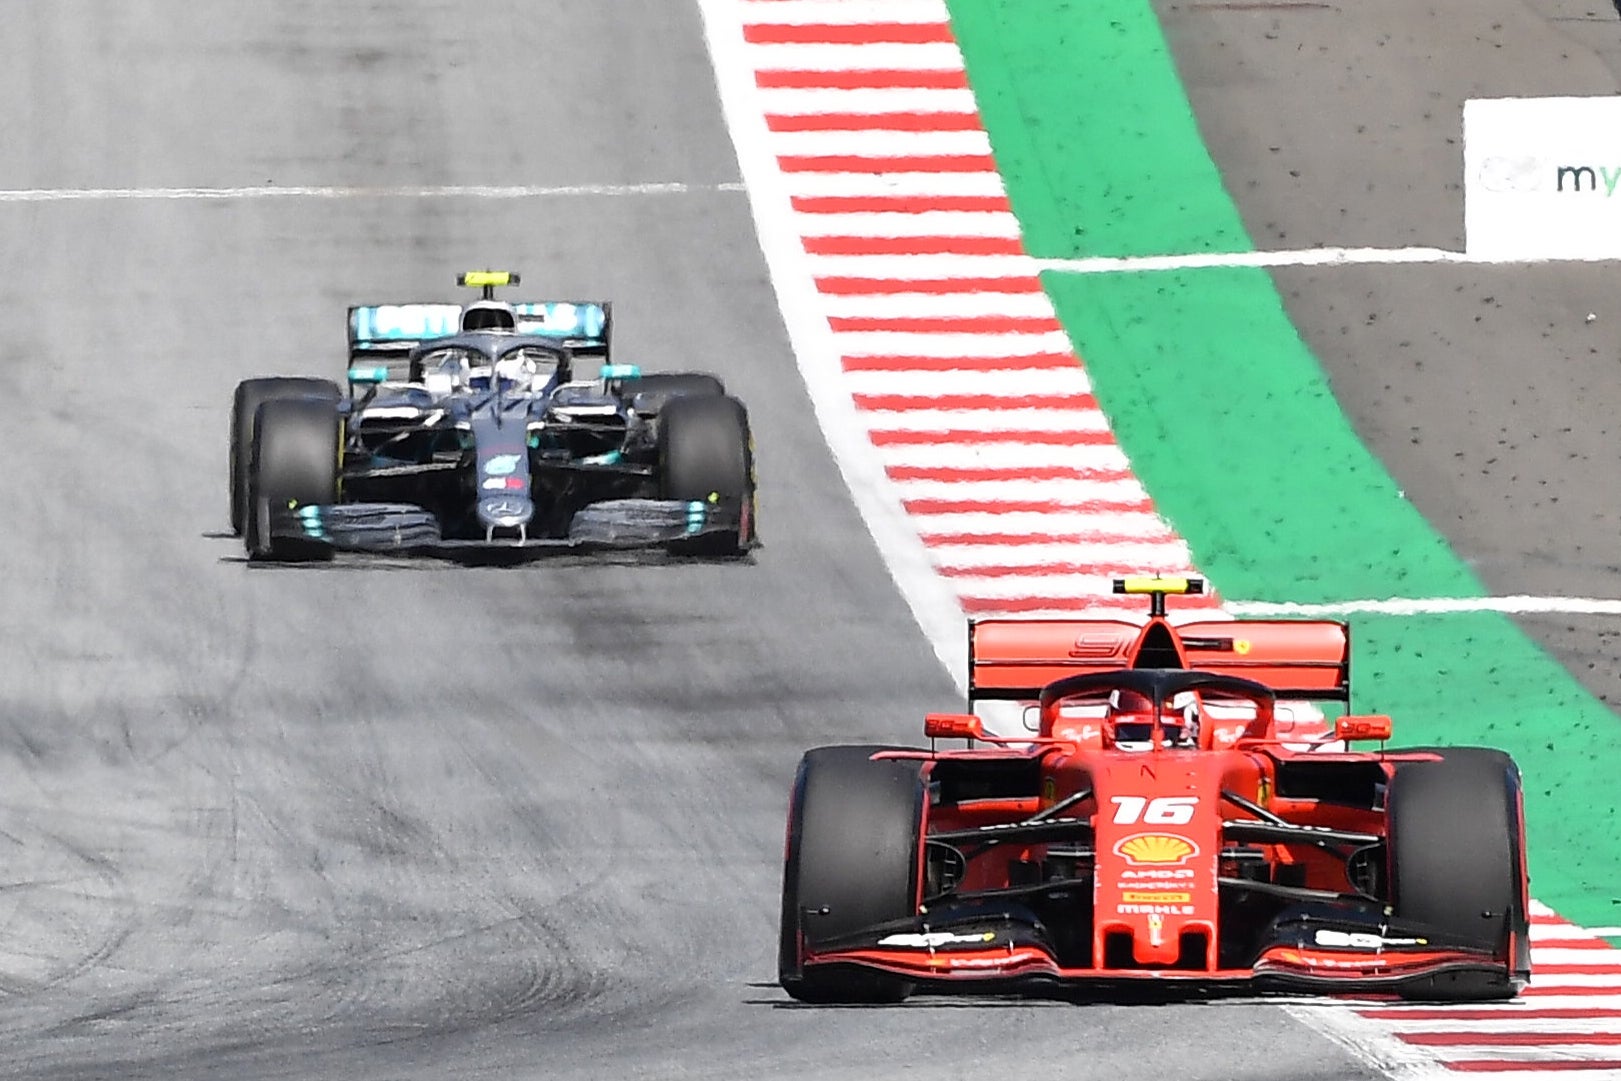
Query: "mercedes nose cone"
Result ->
[[477, 495, 534, 530]]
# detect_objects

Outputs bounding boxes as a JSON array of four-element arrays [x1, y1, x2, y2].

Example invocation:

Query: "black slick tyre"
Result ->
[[230, 377, 340, 535], [778, 745, 926, 1004], [658, 393, 754, 557], [626, 372, 725, 416], [244, 396, 340, 562], [1387, 747, 1528, 1000]]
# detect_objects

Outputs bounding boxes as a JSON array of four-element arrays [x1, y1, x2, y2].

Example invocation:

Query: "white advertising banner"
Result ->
[[1466, 96, 1621, 260]]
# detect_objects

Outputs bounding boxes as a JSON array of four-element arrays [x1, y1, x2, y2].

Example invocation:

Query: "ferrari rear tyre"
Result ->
[[1388, 747, 1527, 1000], [779, 745, 926, 1004], [230, 377, 340, 535], [658, 393, 754, 557], [245, 396, 340, 563]]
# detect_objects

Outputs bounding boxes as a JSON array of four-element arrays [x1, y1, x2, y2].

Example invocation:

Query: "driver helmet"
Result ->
[[1106, 688, 1199, 749], [491, 350, 546, 391]]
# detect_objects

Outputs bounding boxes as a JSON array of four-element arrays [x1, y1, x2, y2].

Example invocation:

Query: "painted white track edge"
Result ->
[[1038, 246, 1621, 273], [1229, 595, 1621, 616]]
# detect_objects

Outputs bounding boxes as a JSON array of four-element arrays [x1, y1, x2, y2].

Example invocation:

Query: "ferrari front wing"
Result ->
[[794, 905, 1522, 1000]]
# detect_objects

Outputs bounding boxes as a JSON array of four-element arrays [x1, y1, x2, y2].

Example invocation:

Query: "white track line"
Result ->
[[0, 181, 745, 202], [1229, 595, 1621, 617], [1037, 246, 1621, 273], [0, 182, 746, 202]]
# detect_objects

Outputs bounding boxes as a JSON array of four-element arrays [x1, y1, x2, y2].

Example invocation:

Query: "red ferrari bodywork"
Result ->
[[783, 579, 1531, 1001]]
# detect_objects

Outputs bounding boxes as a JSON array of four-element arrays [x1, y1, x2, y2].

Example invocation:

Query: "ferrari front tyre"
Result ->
[[244, 396, 340, 563], [658, 393, 754, 557], [779, 745, 926, 1004], [230, 377, 340, 535], [1387, 747, 1528, 1000]]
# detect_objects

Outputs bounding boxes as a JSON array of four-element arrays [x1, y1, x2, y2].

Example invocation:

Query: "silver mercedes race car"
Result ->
[[227, 272, 756, 562]]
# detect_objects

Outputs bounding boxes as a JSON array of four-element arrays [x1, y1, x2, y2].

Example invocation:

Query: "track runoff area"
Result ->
[[700, 1, 1621, 1077]]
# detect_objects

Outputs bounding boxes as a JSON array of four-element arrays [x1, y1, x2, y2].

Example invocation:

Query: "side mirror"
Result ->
[[924, 712, 984, 741], [600, 363, 642, 382], [1335, 714, 1393, 742]]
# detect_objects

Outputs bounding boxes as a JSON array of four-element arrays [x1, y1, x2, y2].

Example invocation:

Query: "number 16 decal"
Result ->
[[1110, 795, 1198, 825]]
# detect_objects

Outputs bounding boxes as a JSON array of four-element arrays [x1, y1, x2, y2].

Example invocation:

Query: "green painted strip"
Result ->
[[941, 0, 1251, 259], [948, 0, 1621, 925], [1041, 269, 1482, 604]]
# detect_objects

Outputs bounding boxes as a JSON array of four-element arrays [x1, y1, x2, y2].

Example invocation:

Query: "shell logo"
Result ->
[[1234, 639, 1252, 656], [1114, 833, 1200, 866]]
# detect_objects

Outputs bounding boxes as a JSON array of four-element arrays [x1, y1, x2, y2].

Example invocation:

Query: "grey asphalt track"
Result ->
[[1155, 0, 1621, 710], [0, 4, 1382, 1078]]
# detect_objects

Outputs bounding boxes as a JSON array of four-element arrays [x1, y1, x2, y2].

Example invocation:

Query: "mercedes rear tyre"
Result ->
[[244, 396, 340, 563], [658, 393, 755, 557], [1388, 747, 1528, 1000], [779, 745, 926, 1004], [230, 377, 340, 535]]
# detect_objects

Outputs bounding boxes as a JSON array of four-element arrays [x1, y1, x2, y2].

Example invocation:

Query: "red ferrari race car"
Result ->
[[778, 577, 1530, 1003]]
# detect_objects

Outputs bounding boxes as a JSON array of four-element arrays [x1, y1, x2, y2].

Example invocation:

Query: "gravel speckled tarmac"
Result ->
[[0, 5, 1382, 1077], [1155, 0, 1621, 710]]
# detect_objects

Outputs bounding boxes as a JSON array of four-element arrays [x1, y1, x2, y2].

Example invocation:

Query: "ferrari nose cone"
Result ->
[[477, 496, 533, 529]]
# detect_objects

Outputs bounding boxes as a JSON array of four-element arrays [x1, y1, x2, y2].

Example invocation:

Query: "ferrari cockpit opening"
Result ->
[[1039, 669, 1277, 748], [1106, 688, 1199, 750]]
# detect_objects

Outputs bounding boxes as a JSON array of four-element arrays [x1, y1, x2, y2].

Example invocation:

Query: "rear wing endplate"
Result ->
[[968, 618, 1351, 703]]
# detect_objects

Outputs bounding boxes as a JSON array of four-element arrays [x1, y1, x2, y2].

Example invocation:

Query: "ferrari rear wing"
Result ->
[[968, 617, 1351, 704], [347, 300, 613, 364]]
